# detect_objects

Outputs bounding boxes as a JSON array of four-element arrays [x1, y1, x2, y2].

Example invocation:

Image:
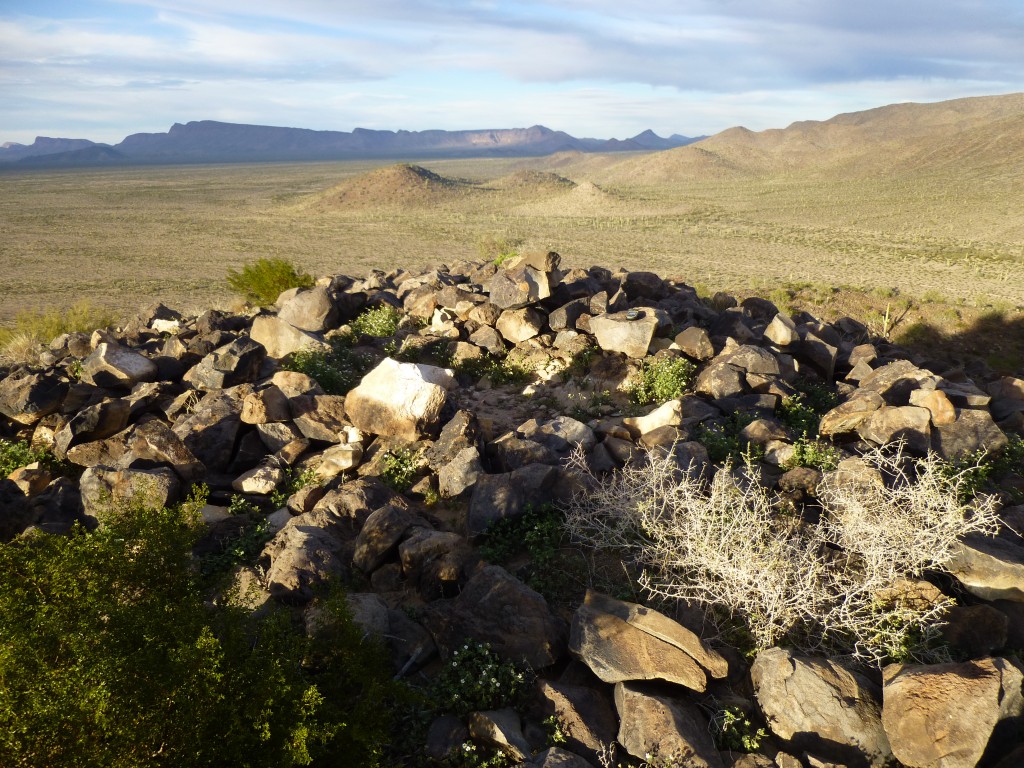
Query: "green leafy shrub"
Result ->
[[431, 642, 530, 717], [379, 448, 421, 492], [695, 412, 760, 464], [452, 353, 533, 386], [0, 439, 47, 477], [226, 257, 314, 306], [479, 505, 578, 601], [350, 304, 404, 338], [282, 338, 372, 396], [476, 234, 522, 266], [630, 357, 697, 405], [711, 706, 768, 752], [778, 379, 839, 438], [783, 437, 842, 472], [0, 493, 396, 767]]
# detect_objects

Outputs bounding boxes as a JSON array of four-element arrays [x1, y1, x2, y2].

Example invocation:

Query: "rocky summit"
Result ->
[[2, 252, 1024, 768]]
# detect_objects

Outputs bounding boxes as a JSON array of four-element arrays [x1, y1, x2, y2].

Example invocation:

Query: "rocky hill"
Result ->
[[612, 92, 1024, 183], [2, 256, 1024, 767]]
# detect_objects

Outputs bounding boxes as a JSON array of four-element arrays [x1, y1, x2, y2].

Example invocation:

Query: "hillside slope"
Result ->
[[613, 92, 1024, 182]]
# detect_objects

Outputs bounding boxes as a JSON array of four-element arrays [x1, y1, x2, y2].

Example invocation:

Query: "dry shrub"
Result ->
[[0, 301, 118, 363], [564, 444, 999, 662]]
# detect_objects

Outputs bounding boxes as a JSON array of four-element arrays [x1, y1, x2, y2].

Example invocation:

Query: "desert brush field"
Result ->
[[1, 95, 1022, 370]]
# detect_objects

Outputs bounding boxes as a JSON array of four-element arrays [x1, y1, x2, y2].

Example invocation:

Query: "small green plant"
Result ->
[[453, 353, 533, 386], [379, 448, 421, 493], [711, 706, 768, 752], [937, 434, 1024, 502], [0, 439, 47, 478], [431, 642, 530, 717], [629, 357, 697, 406], [351, 304, 404, 338], [543, 715, 569, 747], [696, 412, 759, 464], [281, 338, 372, 396], [568, 388, 613, 421], [226, 257, 314, 306], [445, 741, 517, 768], [269, 467, 320, 509], [783, 437, 842, 472]]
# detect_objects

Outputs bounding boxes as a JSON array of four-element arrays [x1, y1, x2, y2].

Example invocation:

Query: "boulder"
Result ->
[[882, 657, 1024, 768], [185, 337, 267, 390], [490, 265, 552, 309], [81, 343, 158, 389], [949, 534, 1024, 602], [345, 358, 455, 440], [535, 680, 617, 766], [857, 405, 931, 454], [468, 709, 531, 762], [262, 521, 349, 604], [250, 314, 330, 359], [931, 408, 1008, 460], [819, 392, 884, 436], [278, 286, 338, 332], [438, 446, 483, 497], [171, 390, 242, 472], [421, 564, 565, 669], [674, 326, 715, 360], [240, 386, 291, 424], [764, 313, 798, 347], [53, 398, 131, 457], [496, 307, 546, 344], [352, 504, 424, 573], [0, 371, 68, 425], [79, 465, 180, 521], [231, 462, 284, 494], [531, 747, 597, 768], [751, 647, 891, 768], [590, 310, 659, 359], [569, 591, 725, 691], [614, 682, 723, 768], [290, 394, 349, 442]]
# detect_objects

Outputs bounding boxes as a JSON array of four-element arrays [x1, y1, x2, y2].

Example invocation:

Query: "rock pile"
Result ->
[[2, 252, 1024, 767]]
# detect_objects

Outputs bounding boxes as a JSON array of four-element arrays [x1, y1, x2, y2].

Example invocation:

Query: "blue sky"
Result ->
[[2, 0, 1024, 144]]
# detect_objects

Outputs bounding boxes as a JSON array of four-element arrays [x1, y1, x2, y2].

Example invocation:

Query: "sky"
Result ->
[[2, 0, 1024, 145]]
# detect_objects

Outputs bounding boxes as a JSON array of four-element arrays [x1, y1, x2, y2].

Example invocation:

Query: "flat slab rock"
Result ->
[[883, 657, 1024, 768], [569, 590, 727, 691], [751, 647, 891, 768]]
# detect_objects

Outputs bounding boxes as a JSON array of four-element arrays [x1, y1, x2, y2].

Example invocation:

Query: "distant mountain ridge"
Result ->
[[0, 121, 703, 167]]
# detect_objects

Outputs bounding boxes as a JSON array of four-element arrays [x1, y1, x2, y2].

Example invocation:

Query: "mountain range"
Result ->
[[0, 122, 701, 167]]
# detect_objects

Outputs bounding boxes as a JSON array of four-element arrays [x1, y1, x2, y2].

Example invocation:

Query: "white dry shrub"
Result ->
[[564, 443, 999, 662]]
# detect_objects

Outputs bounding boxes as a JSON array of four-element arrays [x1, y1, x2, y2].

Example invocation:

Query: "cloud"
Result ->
[[1, 0, 1023, 143]]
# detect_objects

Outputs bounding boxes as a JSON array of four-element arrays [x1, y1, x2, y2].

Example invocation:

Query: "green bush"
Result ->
[[282, 339, 372, 396], [783, 437, 842, 472], [0, 492, 396, 767], [227, 257, 315, 306], [452, 353, 533, 386], [430, 642, 530, 717], [0, 438, 46, 478], [379, 448, 421, 493], [630, 357, 697, 406], [350, 305, 404, 338]]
